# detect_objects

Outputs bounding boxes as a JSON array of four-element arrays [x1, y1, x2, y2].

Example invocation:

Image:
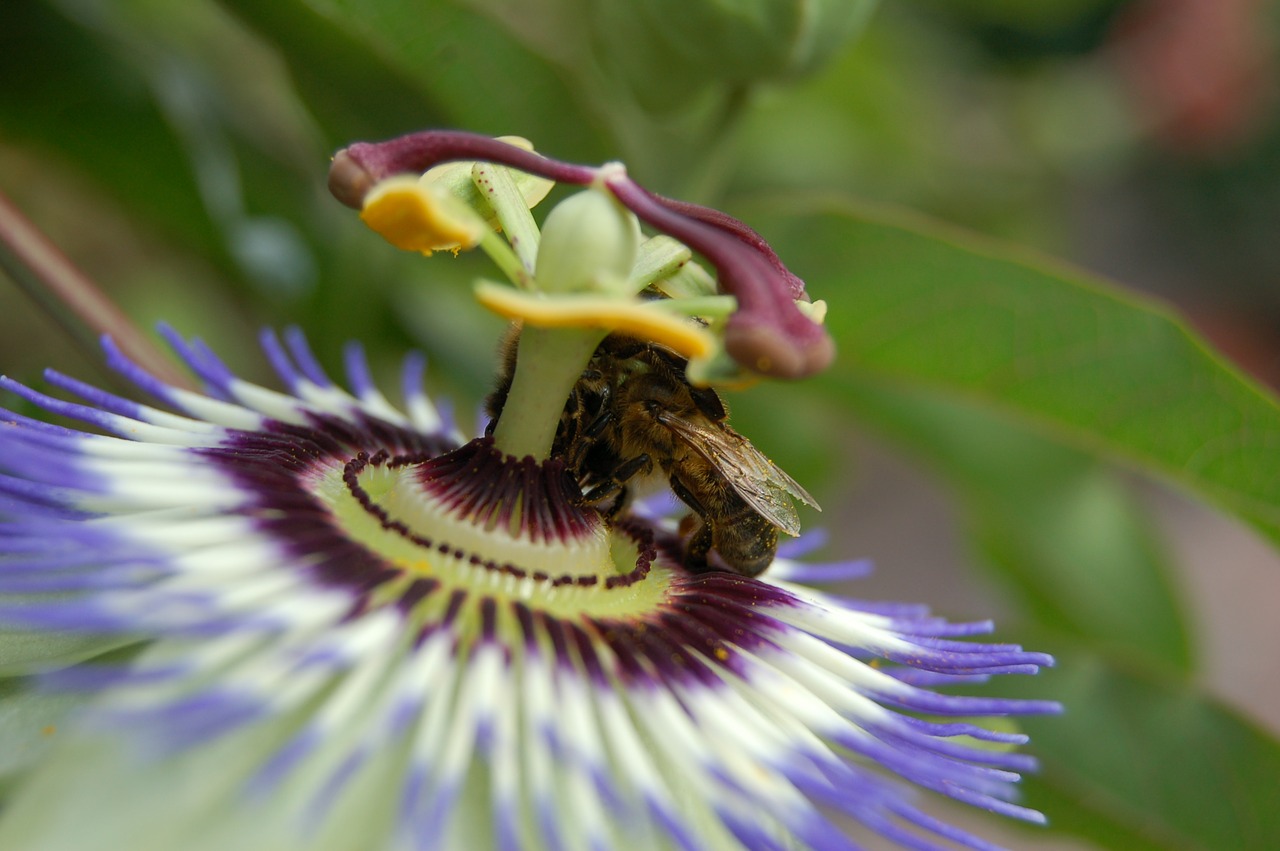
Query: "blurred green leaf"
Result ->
[[0, 0, 217, 255], [844, 379, 1192, 672], [1, 0, 475, 372], [219, 0, 609, 161], [721, 380, 855, 504], [1002, 645, 1280, 850], [749, 196, 1280, 549], [223, 0, 877, 190], [916, 0, 1125, 62], [662, 0, 879, 79], [210, 0, 447, 144], [1, 0, 335, 294], [586, 0, 879, 103]]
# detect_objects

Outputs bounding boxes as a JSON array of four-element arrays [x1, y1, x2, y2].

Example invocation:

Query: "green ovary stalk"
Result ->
[[489, 325, 605, 461]]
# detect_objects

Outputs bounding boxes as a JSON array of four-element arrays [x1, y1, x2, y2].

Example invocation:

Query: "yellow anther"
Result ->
[[360, 176, 486, 255], [474, 283, 715, 360]]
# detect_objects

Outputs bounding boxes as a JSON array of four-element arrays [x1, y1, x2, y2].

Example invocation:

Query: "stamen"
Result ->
[[359, 176, 487, 254], [329, 129, 835, 378], [473, 283, 715, 360], [605, 177, 834, 379]]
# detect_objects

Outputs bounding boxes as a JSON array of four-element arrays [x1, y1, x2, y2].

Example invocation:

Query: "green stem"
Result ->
[[476, 228, 532, 289], [474, 163, 541, 277], [652, 295, 737, 318], [491, 326, 606, 460]]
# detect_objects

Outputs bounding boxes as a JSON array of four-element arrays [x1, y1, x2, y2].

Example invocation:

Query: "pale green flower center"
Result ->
[[317, 451, 676, 620]]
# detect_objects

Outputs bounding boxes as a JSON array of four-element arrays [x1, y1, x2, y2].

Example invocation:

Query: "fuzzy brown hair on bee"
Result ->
[[485, 330, 819, 576]]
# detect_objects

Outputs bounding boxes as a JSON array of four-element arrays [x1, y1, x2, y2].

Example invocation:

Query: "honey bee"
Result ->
[[486, 332, 819, 576]]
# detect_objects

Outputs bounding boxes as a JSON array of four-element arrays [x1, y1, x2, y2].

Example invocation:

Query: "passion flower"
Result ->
[[0, 130, 1059, 851]]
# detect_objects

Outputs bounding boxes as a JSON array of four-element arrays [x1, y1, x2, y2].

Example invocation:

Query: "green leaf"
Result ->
[[646, 0, 880, 80], [749, 196, 1280, 548], [220, 0, 609, 161], [0, 0, 216, 253], [1, 0, 334, 291], [222, 0, 880, 190], [1000, 645, 1280, 850], [842, 379, 1193, 671], [587, 0, 879, 102], [212, 0, 448, 144]]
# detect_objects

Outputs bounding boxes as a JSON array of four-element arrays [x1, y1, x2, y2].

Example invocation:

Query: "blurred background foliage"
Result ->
[[3, 0, 1280, 848]]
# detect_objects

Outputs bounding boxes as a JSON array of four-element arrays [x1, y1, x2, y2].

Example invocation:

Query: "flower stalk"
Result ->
[[488, 325, 605, 460]]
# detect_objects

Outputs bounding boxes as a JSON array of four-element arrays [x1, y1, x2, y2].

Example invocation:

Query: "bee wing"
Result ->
[[656, 412, 820, 537]]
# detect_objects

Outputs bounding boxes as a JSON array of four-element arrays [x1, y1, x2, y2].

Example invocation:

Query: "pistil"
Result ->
[[488, 326, 605, 461]]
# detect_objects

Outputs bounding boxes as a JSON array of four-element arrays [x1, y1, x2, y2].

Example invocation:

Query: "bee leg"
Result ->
[[581, 402, 613, 440], [580, 482, 630, 519], [581, 453, 650, 518], [667, 475, 715, 573], [612, 452, 651, 484], [601, 487, 631, 519], [683, 520, 715, 573], [580, 454, 647, 501], [668, 473, 707, 517], [565, 387, 613, 469]]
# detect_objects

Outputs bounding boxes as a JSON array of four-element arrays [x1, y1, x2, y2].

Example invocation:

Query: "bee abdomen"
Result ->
[[710, 514, 778, 577]]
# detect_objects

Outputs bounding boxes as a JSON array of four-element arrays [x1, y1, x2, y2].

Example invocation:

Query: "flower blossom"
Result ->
[[0, 130, 1060, 850]]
